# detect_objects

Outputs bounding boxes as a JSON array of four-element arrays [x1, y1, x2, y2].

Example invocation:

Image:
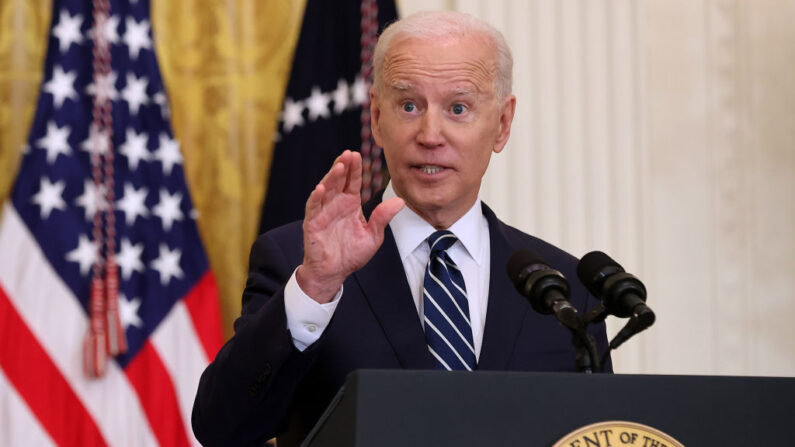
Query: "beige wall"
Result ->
[[398, 0, 795, 376]]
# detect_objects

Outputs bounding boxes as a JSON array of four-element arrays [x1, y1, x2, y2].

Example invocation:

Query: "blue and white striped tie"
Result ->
[[423, 230, 476, 371]]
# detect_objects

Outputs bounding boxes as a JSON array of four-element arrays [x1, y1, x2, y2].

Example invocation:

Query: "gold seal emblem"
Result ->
[[552, 421, 684, 447]]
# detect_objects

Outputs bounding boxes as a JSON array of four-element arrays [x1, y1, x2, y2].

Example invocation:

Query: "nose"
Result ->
[[416, 108, 444, 148]]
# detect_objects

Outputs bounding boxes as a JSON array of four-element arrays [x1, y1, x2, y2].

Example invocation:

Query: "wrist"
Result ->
[[295, 265, 343, 304]]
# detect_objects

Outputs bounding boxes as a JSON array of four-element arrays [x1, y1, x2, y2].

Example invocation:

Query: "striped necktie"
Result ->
[[423, 230, 476, 371]]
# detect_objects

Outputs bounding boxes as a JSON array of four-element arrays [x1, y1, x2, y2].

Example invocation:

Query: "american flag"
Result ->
[[0, 0, 223, 446]]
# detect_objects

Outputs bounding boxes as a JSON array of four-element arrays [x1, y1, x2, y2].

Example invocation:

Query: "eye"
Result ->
[[451, 103, 467, 115], [402, 102, 416, 113]]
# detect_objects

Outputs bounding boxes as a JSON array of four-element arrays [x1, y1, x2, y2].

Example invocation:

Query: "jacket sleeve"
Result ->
[[192, 228, 321, 446]]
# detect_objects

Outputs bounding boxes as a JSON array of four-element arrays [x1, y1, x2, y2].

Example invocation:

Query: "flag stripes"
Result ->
[[0, 201, 210, 446], [181, 273, 223, 362], [0, 201, 209, 445], [0, 287, 107, 447], [0, 1, 223, 444], [150, 300, 212, 444], [0, 203, 210, 446], [0, 369, 56, 447], [0, 205, 159, 445], [125, 342, 192, 447]]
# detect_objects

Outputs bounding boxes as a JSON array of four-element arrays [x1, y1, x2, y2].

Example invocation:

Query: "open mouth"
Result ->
[[417, 164, 446, 175]]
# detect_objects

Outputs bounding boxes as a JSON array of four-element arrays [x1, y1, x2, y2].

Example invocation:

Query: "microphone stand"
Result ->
[[608, 307, 655, 351], [580, 302, 655, 372], [556, 307, 601, 374], [579, 303, 608, 373], [571, 327, 599, 374]]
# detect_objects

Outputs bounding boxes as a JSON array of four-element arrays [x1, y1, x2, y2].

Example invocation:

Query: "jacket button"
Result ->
[[257, 364, 272, 383]]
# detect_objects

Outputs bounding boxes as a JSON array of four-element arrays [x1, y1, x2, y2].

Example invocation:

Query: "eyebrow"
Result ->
[[452, 87, 475, 96], [389, 82, 412, 92], [388, 83, 476, 96]]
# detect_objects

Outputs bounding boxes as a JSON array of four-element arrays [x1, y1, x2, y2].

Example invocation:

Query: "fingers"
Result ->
[[304, 183, 325, 220], [308, 150, 364, 212], [318, 150, 362, 203], [306, 150, 361, 220], [308, 152, 347, 216], [368, 197, 405, 238], [320, 160, 347, 203], [344, 151, 362, 195]]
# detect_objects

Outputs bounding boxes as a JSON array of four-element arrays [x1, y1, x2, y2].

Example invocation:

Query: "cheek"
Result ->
[[452, 136, 496, 179], [468, 122, 500, 154], [448, 126, 493, 156], [380, 111, 404, 135], [382, 123, 419, 154]]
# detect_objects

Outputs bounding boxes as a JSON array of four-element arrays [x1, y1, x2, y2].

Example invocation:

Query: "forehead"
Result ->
[[381, 35, 497, 94]]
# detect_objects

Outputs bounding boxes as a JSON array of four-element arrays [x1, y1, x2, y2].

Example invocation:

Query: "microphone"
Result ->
[[577, 251, 655, 330], [507, 250, 581, 331]]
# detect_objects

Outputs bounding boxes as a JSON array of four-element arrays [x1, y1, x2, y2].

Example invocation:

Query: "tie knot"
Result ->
[[427, 230, 457, 253]]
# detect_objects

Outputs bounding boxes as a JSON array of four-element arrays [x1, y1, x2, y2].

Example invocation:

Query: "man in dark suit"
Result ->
[[192, 11, 610, 447]]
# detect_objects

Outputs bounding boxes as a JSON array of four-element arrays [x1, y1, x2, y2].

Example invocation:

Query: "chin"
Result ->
[[407, 194, 450, 217]]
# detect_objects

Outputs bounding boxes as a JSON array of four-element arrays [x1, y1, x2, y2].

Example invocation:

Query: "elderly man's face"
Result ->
[[371, 35, 515, 229]]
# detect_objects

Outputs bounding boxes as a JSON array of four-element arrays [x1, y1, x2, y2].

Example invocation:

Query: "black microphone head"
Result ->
[[577, 251, 624, 296], [507, 250, 548, 290], [507, 250, 570, 315], [578, 251, 649, 318]]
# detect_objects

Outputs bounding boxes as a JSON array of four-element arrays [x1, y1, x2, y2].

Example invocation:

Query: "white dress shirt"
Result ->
[[284, 182, 491, 359]]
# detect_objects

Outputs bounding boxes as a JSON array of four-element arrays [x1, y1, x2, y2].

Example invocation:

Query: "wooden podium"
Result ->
[[302, 369, 795, 446]]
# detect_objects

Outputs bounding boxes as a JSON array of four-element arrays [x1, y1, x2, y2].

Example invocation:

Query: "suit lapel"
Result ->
[[353, 195, 530, 370], [352, 193, 435, 369], [477, 204, 532, 370]]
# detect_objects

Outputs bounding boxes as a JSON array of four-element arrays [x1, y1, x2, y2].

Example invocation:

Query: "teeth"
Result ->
[[419, 165, 443, 174]]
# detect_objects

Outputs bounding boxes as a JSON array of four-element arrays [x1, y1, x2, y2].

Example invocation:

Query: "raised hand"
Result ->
[[296, 150, 404, 303]]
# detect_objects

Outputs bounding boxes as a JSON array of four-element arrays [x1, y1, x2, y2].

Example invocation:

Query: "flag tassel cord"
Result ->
[[84, 0, 127, 379], [359, 0, 381, 202]]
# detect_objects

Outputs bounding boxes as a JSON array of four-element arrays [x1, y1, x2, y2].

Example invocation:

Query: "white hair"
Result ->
[[373, 10, 513, 100]]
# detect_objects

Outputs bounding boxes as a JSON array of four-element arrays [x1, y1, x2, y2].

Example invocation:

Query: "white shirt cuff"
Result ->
[[283, 267, 343, 351]]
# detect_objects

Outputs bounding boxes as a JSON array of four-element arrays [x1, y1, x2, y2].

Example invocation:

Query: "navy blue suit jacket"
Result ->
[[192, 197, 611, 446]]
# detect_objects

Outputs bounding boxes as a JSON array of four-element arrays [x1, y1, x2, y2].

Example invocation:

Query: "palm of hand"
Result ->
[[303, 190, 381, 281], [296, 150, 404, 303]]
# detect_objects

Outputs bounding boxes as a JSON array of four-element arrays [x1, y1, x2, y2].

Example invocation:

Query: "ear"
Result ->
[[493, 94, 516, 154], [370, 87, 383, 147]]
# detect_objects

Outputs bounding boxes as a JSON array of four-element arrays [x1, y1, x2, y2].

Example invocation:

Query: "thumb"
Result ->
[[367, 197, 405, 237]]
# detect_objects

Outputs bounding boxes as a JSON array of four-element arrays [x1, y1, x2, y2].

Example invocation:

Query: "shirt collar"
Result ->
[[385, 182, 486, 265]]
